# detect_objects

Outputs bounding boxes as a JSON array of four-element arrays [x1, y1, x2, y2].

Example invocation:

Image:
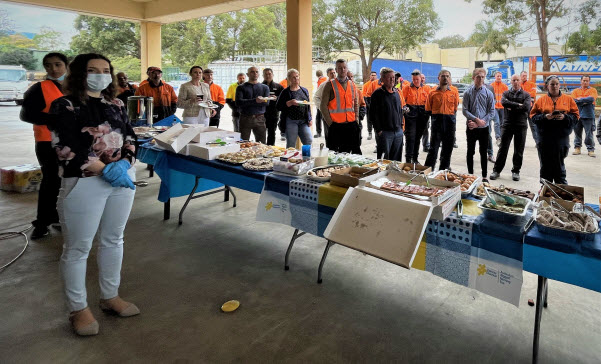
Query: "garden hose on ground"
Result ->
[[0, 224, 32, 271]]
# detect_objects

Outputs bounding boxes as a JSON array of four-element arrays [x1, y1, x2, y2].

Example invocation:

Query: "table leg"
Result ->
[[317, 240, 335, 284], [285, 229, 306, 271], [225, 185, 237, 207], [532, 275, 548, 364], [164, 199, 170, 220], [179, 177, 201, 225]]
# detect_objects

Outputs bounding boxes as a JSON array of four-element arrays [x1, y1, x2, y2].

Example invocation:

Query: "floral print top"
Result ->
[[50, 95, 137, 178]]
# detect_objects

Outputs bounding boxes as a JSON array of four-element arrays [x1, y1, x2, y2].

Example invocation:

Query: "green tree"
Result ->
[[0, 34, 37, 49], [111, 55, 141, 82], [207, 13, 244, 61], [313, 0, 439, 82], [33, 27, 62, 51], [70, 15, 140, 59], [471, 0, 569, 71], [239, 8, 284, 55], [0, 48, 36, 69], [468, 19, 515, 61], [433, 34, 467, 49], [162, 19, 212, 68], [566, 0, 601, 58]]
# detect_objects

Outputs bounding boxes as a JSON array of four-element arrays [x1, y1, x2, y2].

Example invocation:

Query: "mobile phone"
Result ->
[[552, 110, 562, 115]]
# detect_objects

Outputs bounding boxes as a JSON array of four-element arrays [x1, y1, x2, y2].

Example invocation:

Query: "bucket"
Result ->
[[312, 146, 329, 166]]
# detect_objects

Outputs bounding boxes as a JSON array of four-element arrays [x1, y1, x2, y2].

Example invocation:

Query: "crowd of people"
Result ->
[[15, 50, 600, 336]]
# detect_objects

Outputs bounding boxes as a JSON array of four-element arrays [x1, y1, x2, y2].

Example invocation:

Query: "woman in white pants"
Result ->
[[177, 66, 216, 126], [51, 53, 139, 336]]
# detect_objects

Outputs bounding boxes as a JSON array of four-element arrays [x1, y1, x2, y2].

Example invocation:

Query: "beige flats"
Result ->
[[69, 307, 99, 336], [69, 297, 139, 336], [99, 296, 140, 317]]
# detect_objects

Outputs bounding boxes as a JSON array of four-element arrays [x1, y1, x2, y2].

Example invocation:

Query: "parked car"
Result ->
[[0, 65, 28, 105]]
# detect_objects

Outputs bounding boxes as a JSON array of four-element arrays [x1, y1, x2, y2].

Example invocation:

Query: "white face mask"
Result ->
[[48, 73, 66, 81], [87, 73, 113, 92]]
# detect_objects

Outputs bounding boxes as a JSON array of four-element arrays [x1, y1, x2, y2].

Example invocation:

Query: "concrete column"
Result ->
[[286, 0, 312, 94], [140, 21, 162, 82]]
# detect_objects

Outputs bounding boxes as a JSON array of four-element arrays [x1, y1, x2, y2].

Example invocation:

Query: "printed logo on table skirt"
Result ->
[[477, 264, 487, 276], [265, 201, 287, 212]]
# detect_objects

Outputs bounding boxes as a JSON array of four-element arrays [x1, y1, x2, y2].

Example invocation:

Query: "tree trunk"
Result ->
[[534, 1, 551, 72]]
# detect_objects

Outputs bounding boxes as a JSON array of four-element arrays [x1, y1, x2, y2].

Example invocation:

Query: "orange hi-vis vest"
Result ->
[[34, 80, 63, 142], [328, 79, 356, 123]]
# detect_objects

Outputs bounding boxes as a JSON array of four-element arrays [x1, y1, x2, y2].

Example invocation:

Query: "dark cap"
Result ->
[[148, 66, 162, 73]]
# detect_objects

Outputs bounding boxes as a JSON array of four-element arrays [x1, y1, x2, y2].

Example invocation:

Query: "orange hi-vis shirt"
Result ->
[[208, 82, 226, 105], [363, 80, 380, 98], [280, 79, 288, 88], [571, 87, 598, 101], [402, 83, 431, 106], [521, 80, 537, 100], [530, 93, 579, 120], [492, 81, 509, 109], [328, 79, 357, 123], [135, 81, 177, 107], [317, 76, 327, 88], [35, 80, 63, 142], [426, 86, 458, 115], [358, 87, 366, 107]]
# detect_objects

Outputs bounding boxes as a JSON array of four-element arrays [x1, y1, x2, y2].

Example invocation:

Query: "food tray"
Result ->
[[362, 170, 460, 205], [273, 158, 314, 176], [535, 221, 599, 241], [306, 164, 348, 182], [242, 158, 273, 171], [430, 170, 481, 197], [477, 193, 531, 224]]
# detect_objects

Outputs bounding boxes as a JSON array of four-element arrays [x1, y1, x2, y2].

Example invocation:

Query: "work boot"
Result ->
[[573, 147, 581, 155], [280, 134, 286, 141], [489, 171, 500, 180], [367, 133, 372, 140], [31, 225, 49, 239], [488, 155, 496, 163], [512, 172, 520, 181], [313, 133, 321, 138], [588, 151, 596, 157]]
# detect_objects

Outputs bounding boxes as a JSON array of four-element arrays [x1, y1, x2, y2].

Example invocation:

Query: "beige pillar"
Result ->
[[286, 0, 312, 94], [140, 21, 162, 82]]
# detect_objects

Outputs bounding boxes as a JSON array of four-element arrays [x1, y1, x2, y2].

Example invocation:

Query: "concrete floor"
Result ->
[[1, 102, 600, 363]]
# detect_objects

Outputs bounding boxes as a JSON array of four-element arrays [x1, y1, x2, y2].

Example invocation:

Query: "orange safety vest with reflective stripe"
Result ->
[[328, 79, 357, 123], [317, 76, 327, 88], [492, 81, 508, 109], [34, 80, 63, 142]]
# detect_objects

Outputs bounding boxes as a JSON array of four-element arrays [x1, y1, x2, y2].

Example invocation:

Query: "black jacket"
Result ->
[[20, 80, 62, 126], [368, 87, 404, 133], [501, 88, 531, 127], [262, 80, 284, 120]]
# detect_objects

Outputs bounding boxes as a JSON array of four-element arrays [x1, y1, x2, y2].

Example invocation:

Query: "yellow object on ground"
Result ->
[[221, 300, 240, 312]]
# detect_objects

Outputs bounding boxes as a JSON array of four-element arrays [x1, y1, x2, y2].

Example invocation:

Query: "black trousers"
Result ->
[[425, 116, 456, 170], [493, 124, 527, 175], [365, 97, 373, 133], [404, 113, 428, 163], [327, 122, 362, 154], [209, 118, 220, 127], [422, 117, 430, 148], [539, 141, 569, 184], [466, 127, 490, 177], [34, 141, 60, 228], [315, 109, 323, 136], [265, 115, 278, 146]]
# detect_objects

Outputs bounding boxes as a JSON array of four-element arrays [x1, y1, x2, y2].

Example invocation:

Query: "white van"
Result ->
[[0, 65, 28, 105]]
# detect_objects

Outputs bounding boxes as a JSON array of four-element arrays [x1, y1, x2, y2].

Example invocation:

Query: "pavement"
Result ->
[[0, 101, 600, 363]]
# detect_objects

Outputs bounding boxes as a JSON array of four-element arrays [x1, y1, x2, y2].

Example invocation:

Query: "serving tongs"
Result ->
[[488, 188, 517, 205], [405, 170, 430, 187], [541, 178, 576, 199]]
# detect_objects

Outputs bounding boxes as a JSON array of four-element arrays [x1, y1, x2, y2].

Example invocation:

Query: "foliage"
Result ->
[[313, 0, 439, 82], [0, 34, 36, 49], [111, 55, 141, 82], [33, 27, 62, 51], [468, 19, 516, 60], [0, 9, 13, 37], [70, 15, 140, 59], [472, 0, 569, 71], [0, 48, 36, 69], [433, 34, 467, 49], [566, 1, 601, 58], [162, 18, 212, 68]]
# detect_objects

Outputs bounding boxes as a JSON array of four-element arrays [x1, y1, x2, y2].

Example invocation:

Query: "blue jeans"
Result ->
[[487, 109, 503, 156], [285, 118, 313, 148], [377, 129, 404, 161], [573, 117, 596, 151]]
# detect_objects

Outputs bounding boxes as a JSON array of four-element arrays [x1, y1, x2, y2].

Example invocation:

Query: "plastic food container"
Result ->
[[477, 193, 531, 224]]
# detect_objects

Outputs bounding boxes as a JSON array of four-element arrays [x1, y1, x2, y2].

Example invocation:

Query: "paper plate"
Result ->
[[221, 300, 240, 312]]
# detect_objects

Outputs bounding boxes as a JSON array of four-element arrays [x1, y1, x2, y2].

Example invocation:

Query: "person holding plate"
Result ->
[[276, 68, 313, 148], [177, 66, 216, 126]]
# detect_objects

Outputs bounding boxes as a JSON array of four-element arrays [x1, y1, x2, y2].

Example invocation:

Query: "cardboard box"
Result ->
[[360, 170, 461, 205], [330, 167, 380, 188], [154, 123, 201, 153], [0, 164, 42, 193], [183, 142, 240, 160], [324, 187, 433, 269], [191, 126, 241, 145], [393, 163, 432, 175], [430, 192, 461, 220], [539, 183, 584, 211]]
